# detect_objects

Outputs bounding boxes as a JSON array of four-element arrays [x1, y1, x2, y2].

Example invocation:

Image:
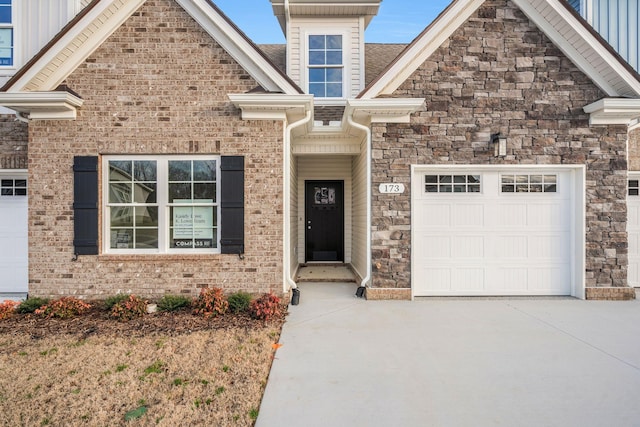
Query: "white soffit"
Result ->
[[228, 93, 313, 121], [5, 0, 147, 92], [511, 0, 640, 97], [0, 91, 84, 120], [5, 0, 301, 96], [347, 98, 425, 123], [583, 98, 640, 125]]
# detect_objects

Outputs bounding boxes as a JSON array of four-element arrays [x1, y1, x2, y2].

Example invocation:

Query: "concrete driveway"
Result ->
[[256, 283, 640, 427]]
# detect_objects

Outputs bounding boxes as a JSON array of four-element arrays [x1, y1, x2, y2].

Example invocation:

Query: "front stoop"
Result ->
[[365, 287, 411, 300], [585, 287, 636, 300]]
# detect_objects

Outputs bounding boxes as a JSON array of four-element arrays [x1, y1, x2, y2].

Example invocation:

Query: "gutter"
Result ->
[[284, 109, 312, 294], [346, 114, 372, 292]]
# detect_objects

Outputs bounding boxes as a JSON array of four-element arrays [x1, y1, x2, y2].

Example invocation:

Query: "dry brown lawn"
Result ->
[[0, 309, 285, 426]]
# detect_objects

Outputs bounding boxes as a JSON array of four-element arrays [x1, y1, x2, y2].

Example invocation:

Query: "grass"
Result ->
[[0, 325, 283, 425]]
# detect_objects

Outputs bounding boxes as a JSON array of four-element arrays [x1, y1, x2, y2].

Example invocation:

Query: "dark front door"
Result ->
[[305, 181, 344, 262]]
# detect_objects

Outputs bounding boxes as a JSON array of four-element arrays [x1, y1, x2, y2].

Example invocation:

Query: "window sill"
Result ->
[[98, 253, 224, 262]]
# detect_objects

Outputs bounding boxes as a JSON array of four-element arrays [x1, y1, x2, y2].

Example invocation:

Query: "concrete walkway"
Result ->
[[257, 283, 640, 427]]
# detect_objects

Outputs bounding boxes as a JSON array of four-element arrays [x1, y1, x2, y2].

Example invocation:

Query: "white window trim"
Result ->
[[0, 0, 15, 69], [303, 28, 350, 101], [102, 155, 221, 255]]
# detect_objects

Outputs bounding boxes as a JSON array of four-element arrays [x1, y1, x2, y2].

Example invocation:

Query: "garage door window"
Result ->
[[501, 174, 557, 193], [1, 178, 26, 196], [425, 175, 481, 193], [629, 180, 639, 196]]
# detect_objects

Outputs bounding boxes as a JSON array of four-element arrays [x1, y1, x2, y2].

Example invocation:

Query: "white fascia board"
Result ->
[[513, 0, 640, 97], [177, 0, 301, 95], [359, 0, 484, 99], [347, 98, 425, 123], [228, 93, 313, 121], [583, 98, 640, 125], [0, 91, 84, 120], [6, 0, 147, 92]]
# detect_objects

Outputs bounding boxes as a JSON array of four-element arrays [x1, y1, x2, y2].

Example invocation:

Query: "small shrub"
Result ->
[[249, 293, 281, 321], [111, 295, 147, 321], [157, 294, 191, 312], [227, 292, 252, 314], [103, 294, 129, 311], [0, 300, 19, 320], [35, 297, 92, 319], [192, 288, 228, 318], [16, 297, 49, 314]]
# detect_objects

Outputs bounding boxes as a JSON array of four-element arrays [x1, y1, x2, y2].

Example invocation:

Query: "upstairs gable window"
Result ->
[[0, 0, 12, 66], [308, 35, 343, 98]]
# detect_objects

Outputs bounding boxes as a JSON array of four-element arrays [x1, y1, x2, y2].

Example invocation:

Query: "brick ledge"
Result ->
[[585, 287, 636, 300], [365, 287, 411, 301]]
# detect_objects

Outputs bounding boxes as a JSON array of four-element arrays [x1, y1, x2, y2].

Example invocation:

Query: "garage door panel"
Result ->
[[0, 179, 28, 294], [453, 204, 484, 227], [451, 235, 484, 258], [628, 177, 640, 287], [413, 169, 573, 296]]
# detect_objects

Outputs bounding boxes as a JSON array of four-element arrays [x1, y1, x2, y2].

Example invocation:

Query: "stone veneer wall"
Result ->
[[0, 115, 27, 169], [27, 0, 284, 299], [630, 126, 640, 171], [370, 0, 629, 297]]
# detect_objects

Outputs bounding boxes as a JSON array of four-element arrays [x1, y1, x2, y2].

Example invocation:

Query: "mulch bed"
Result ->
[[0, 306, 287, 339]]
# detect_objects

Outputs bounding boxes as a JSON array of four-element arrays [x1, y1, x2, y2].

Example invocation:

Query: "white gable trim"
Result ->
[[6, 0, 147, 92], [4, 0, 300, 96], [0, 91, 84, 120], [359, 0, 484, 99], [512, 0, 640, 97], [360, 0, 640, 99], [176, 0, 300, 95]]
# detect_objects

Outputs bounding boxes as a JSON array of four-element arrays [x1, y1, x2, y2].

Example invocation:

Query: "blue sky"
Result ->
[[214, 0, 452, 44]]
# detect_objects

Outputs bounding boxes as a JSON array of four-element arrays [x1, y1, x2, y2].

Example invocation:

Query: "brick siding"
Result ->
[[27, 0, 284, 299], [371, 0, 629, 292], [630, 126, 640, 171]]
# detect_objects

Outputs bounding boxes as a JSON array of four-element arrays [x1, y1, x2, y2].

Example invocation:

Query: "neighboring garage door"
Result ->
[[412, 167, 580, 297], [0, 174, 27, 294], [628, 175, 640, 288]]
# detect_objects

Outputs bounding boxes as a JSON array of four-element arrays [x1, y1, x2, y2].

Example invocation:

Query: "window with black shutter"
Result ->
[[220, 156, 244, 255], [73, 156, 99, 255]]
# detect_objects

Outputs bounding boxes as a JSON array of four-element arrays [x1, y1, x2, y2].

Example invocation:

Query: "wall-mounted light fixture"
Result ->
[[490, 133, 507, 157]]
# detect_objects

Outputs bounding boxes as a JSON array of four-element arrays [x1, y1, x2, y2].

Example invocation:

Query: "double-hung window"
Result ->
[[0, 0, 13, 66], [105, 156, 220, 253], [308, 35, 343, 98]]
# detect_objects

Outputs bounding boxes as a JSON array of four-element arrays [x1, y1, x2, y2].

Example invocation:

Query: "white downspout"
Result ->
[[284, 110, 312, 292], [346, 113, 372, 289]]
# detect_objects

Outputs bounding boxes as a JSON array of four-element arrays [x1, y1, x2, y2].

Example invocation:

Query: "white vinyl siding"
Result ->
[[287, 17, 363, 99], [297, 156, 352, 264], [350, 140, 368, 281], [289, 152, 299, 279], [584, 0, 639, 71]]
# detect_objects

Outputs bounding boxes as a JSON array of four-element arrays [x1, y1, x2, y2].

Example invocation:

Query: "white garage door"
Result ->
[[628, 175, 640, 288], [413, 168, 576, 296], [0, 174, 27, 294]]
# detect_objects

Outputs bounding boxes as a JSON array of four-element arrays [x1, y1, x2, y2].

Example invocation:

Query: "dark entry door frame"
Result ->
[[305, 180, 344, 262]]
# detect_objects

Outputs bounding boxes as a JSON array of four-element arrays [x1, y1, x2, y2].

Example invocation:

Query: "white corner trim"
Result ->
[[583, 98, 640, 125], [359, 0, 484, 99], [6, 0, 147, 92], [513, 0, 640, 97], [177, 0, 301, 95], [0, 91, 84, 120]]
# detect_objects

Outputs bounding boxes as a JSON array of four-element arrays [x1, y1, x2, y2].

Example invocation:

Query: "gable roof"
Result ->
[[1, 0, 302, 95], [359, 0, 640, 99]]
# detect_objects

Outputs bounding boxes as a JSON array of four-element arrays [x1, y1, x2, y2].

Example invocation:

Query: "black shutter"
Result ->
[[73, 156, 99, 255], [220, 156, 244, 254]]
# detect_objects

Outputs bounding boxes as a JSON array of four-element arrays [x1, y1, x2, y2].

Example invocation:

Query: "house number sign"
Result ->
[[378, 183, 405, 194]]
